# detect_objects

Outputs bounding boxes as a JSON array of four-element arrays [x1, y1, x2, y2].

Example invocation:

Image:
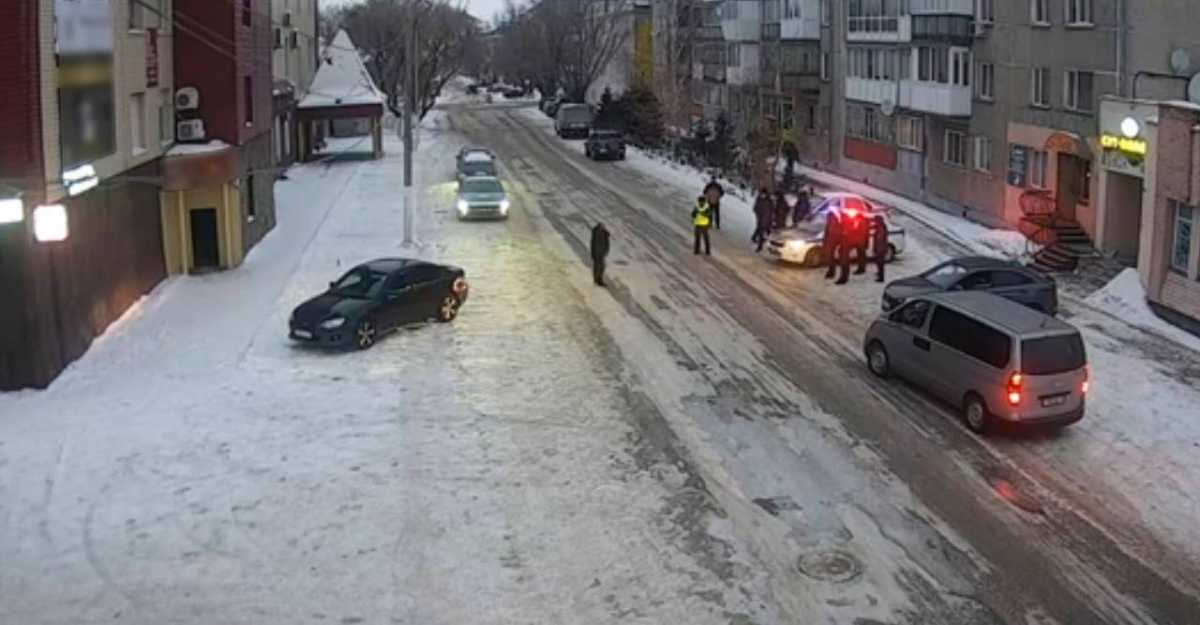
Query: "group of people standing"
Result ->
[[821, 205, 889, 285], [750, 185, 815, 253]]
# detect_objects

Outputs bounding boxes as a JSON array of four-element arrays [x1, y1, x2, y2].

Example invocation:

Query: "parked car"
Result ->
[[503, 86, 527, 98], [466, 83, 480, 95], [584, 129, 626, 160], [882, 256, 1058, 315], [289, 259, 469, 350], [863, 291, 1088, 433], [456, 176, 510, 220], [765, 197, 905, 266], [555, 103, 593, 139], [488, 83, 507, 93], [455, 148, 496, 181]]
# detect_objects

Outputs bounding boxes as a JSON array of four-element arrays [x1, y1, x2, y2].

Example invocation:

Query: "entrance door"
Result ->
[[190, 208, 220, 270], [1056, 153, 1083, 222]]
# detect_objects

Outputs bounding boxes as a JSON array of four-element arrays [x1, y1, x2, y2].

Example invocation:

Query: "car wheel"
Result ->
[[355, 319, 377, 350], [963, 393, 992, 434], [866, 341, 890, 378], [804, 248, 825, 268], [886, 244, 898, 263], [436, 294, 460, 322]]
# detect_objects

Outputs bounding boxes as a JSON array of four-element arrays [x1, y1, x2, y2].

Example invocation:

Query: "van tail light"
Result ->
[[1081, 365, 1090, 394], [1007, 372, 1023, 406]]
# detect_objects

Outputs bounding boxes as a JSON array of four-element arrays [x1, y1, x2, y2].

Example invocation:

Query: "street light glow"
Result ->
[[33, 204, 69, 242], [0, 198, 23, 224]]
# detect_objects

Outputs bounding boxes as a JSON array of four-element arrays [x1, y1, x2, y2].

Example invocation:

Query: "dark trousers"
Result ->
[[694, 226, 711, 255], [838, 244, 868, 281], [593, 257, 606, 285], [753, 225, 770, 251], [712, 204, 721, 229], [824, 242, 842, 278], [874, 253, 886, 281]]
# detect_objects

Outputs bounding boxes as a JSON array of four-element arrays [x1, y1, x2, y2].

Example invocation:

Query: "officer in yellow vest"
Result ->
[[692, 195, 712, 256]]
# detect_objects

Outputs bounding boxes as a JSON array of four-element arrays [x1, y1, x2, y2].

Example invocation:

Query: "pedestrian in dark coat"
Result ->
[[792, 190, 812, 224], [751, 187, 773, 252], [871, 215, 889, 282], [692, 196, 713, 255], [703, 176, 724, 230], [773, 191, 789, 230], [590, 222, 611, 286], [838, 208, 870, 283], [823, 210, 843, 281]]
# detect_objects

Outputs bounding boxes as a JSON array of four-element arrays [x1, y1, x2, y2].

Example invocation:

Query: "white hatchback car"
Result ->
[[765, 193, 906, 267]]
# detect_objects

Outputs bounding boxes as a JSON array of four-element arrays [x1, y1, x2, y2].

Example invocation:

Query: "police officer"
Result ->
[[591, 222, 611, 286], [838, 208, 869, 284], [871, 215, 889, 283], [823, 208, 843, 281], [751, 187, 773, 252], [703, 176, 724, 230], [692, 196, 713, 255]]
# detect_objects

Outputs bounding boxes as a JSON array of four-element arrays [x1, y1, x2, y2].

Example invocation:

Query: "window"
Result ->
[[951, 48, 970, 87], [848, 0, 907, 34], [977, 0, 994, 24], [130, 92, 146, 155], [929, 307, 1012, 369], [723, 1, 737, 19], [242, 0, 252, 27], [1065, 0, 1093, 25], [821, 0, 831, 25], [274, 28, 282, 49], [1170, 200, 1194, 273], [129, 0, 159, 30], [158, 98, 173, 145], [244, 75, 254, 126], [992, 270, 1033, 287], [896, 115, 924, 152], [384, 271, 411, 292], [943, 130, 967, 167], [846, 103, 894, 143], [246, 174, 257, 219], [1029, 148, 1048, 188], [1021, 334, 1086, 375], [821, 52, 830, 80], [1031, 0, 1050, 25], [806, 105, 816, 130], [290, 31, 299, 49], [726, 44, 740, 67], [973, 136, 992, 172], [1079, 160, 1091, 203], [917, 47, 949, 83], [890, 300, 931, 329], [1065, 70, 1094, 112], [976, 62, 994, 100], [848, 48, 904, 81], [1031, 67, 1050, 107]]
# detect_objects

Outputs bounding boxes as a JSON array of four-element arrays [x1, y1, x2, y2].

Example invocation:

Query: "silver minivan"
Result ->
[[863, 291, 1088, 433]]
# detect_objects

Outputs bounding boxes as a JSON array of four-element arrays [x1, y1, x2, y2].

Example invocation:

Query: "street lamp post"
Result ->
[[402, 0, 418, 246]]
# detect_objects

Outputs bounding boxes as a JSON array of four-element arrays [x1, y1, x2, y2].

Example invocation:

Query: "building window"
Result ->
[[290, 31, 299, 49], [848, 0, 907, 34], [821, 52, 830, 80], [976, 62, 994, 100], [943, 130, 967, 167], [846, 103, 894, 144], [723, 1, 737, 19], [896, 115, 925, 152], [807, 104, 817, 130], [1031, 67, 1050, 107], [1170, 201, 1193, 274], [247, 175, 257, 219], [244, 76, 254, 126], [274, 28, 282, 49], [821, 0, 831, 25], [1066, 0, 1093, 25], [1029, 148, 1048, 188], [129, 0, 160, 30], [918, 47, 953, 84], [1065, 70, 1094, 112], [1031, 0, 1050, 25], [973, 136, 992, 172], [1080, 160, 1091, 203], [242, 0, 252, 27], [951, 48, 970, 87], [977, 0, 994, 24], [726, 44, 740, 67], [848, 48, 904, 81], [130, 92, 146, 155]]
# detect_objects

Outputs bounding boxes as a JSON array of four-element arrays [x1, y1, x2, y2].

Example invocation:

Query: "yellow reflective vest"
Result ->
[[693, 202, 712, 228]]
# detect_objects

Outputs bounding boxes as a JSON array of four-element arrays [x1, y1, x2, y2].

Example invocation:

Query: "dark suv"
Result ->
[[584, 129, 626, 160], [882, 256, 1059, 316]]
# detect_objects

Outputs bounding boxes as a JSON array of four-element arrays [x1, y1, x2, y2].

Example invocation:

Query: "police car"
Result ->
[[765, 192, 906, 267]]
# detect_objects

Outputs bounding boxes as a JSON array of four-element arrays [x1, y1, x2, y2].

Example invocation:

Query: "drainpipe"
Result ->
[[1190, 125, 1200, 207], [1116, 0, 1126, 96]]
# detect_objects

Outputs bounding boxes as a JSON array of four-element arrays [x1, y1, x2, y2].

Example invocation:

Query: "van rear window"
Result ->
[[1021, 334, 1086, 375], [929, 306, 1012, 369]]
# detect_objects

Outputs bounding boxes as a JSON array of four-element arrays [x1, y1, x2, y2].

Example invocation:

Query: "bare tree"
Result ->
[[558, 0, 631, 101], [652, 0, 699, 130]]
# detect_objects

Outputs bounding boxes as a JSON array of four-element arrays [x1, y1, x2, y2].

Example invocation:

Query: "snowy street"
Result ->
[[3, 95, 1200, 625]]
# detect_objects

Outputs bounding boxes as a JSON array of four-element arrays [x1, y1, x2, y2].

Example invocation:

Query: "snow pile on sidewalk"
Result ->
[[1085, 268, 1200, 352]]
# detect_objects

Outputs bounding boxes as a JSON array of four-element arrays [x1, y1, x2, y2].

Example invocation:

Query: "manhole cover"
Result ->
[[796, 549, 862, 583]]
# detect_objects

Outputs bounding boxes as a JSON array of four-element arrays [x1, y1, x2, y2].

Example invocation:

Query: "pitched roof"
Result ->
[[298, 30, 385, 110]]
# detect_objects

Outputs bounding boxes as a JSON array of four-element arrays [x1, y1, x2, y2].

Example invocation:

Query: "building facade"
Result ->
[[271, 0, 320, 170], [0, 0, 175, 390]]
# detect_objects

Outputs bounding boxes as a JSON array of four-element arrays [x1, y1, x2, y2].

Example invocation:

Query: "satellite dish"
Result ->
[[1170, 48, 1192, 76], [880, 98, 896, 117], [1189, 74, 1200, 105]]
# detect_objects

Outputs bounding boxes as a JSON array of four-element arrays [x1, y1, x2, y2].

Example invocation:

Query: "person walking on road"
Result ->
[[751, 187, 774, 252], [692, 196, 713, 255], [838, 207, 870, 283], [871, 215, 889, 283], [703, 176, 724, 230], [590, 222, 611, 287], [823, 208, 843, 281]]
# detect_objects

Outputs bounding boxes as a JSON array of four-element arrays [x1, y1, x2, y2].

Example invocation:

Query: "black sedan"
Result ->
[[882, 256, 1058, 315], [584, 129, 626, 160], [289, 259, 469, 350]]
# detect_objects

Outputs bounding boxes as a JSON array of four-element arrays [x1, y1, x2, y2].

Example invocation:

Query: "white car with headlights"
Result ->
[[455, 176, 510, 220], [765, 193, 906, 266]]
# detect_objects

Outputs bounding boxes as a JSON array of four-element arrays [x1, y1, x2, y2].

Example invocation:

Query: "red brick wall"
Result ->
[[176, 0, 238, 143], [236, 0, 274, 146], [0, 0, 44, 189], [845, 137, 898, 171]]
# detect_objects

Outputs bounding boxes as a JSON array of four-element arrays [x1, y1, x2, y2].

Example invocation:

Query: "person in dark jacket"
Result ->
[[751, 187, 773, 252], [590, 222, 611, 286], [823, 209, 843, 281], [838, 208, 870, 283], [773, 191, 789, 229], [871, 215, 888, 282], [793, 189, 812, 224], [703, 176, 724, 230], [692, 196, 713, 255]]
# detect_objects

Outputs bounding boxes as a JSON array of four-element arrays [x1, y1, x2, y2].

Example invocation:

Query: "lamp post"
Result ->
[[402, 0, 419, 246]]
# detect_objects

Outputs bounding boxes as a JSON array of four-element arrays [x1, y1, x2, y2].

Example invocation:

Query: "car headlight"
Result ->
[[499, 199, 510, 213], [320, 317, 346, 330], [456, 199, 469, 214], [786, 240, 806, 250]]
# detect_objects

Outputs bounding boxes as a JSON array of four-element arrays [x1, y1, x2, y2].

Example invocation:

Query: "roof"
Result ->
[[943, 255, 1023, 270], [924, 291, 1075, 335], [298, 30, 385, 110], [363, 258, 418, 273], [462, 151, 494, 163]]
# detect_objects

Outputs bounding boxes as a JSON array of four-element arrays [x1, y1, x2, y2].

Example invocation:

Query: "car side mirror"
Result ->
[[328, 281, 336, 290]]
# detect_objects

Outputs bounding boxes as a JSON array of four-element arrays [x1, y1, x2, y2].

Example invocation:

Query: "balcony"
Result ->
[[911, 14, 973, 44], [695, 24, 723, 41], [900, 81, 971, 117], [846, 77, 899, 106], [781, 72, 821, 93], [761, 22, 781, 40], [702, 63, 727, 83], [781, 0, 821, 39], [720, 0, 761, 41], [846, 15, 912, 42], [909, 0, 974, 15]]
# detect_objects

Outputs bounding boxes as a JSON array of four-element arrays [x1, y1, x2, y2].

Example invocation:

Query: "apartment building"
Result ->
[[587, 0, 653, 104], [271, 0, 320, 169], [693, 0, 728, 122], [0, 0, 175, 390], [761, 0, 832, 164]]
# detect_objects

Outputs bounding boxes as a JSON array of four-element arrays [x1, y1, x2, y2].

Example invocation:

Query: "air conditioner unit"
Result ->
[[283, 12, 292, 27], [177, 119, 206, 142], [176, 87, 200, 111]]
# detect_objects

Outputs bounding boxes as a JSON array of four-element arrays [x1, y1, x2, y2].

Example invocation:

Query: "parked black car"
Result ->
[[503, 86, 527, 98], [289, 259, 469, 350], [584, 129, 626, 160], [882, 256, 1058, 315]]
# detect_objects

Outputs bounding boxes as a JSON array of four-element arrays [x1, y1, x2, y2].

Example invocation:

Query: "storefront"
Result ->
[[159, 143, 246, 274], [1003, 122, 1095, 232], [1097, 97, 1200, 328]]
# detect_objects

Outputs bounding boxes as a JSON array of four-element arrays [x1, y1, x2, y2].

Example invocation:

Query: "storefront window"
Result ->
[[1170, 200, 1193, 274]]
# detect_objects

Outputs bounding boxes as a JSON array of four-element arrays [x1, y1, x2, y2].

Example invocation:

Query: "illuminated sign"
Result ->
[[0, 198, 23, 224], [1101, 134, 1147, 156], [63, 163, 99, 196], [33, 204, 69, 242]]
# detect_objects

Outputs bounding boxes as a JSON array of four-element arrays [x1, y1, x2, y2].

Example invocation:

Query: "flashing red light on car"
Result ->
[[1007, 372, 1023, 406], [1082, 365, 1090, 394]]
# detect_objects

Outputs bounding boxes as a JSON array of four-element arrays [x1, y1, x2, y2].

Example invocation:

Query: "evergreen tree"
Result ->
[[625, 85, 664, 148], [709, 112, 735, 173], [596, 87, 618, 128]]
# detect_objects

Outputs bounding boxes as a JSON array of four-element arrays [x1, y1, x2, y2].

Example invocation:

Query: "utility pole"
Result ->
[[402, 0, 417, 246]]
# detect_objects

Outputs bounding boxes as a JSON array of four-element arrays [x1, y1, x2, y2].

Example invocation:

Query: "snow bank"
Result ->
[[1085, 268, 1200, 352], [166, 140, 231, 156]]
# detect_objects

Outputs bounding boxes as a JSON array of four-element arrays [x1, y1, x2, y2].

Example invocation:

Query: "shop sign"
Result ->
[[146, 27, 159, 87], [1100, 134, 1148, 156], [1007, 145, 1028, 187]]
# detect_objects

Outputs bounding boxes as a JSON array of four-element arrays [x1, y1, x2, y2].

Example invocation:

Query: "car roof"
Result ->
[[461, 175, 501, 183], [922, 291, 1076, 335], [942, 255, 1024, 270], [361, 258, 420, 273]]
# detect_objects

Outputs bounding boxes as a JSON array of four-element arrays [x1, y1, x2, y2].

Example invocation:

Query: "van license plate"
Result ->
[[1041, 394, 1067, 407]]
